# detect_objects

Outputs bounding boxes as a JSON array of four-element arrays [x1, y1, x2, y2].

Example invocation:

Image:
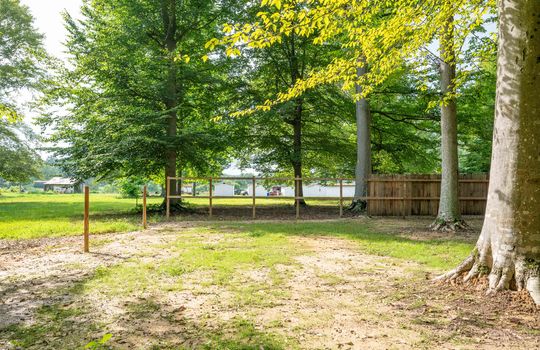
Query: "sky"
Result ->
[[20, 0, 83, 59]]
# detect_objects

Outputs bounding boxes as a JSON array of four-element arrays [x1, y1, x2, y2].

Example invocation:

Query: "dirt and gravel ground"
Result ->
[[0, 219, 538, 349]]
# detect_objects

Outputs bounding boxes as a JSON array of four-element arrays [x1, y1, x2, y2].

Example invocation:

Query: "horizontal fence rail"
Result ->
[[165, 174, 489, 218]]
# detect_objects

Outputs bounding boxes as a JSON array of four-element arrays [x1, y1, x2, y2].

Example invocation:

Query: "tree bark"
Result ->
[[162, 0, 180, 207], [287, 34, 305, 206], [431, 15, 465, 231], [351, 65, 372, 213], [292, 98, 306, 206], [437, 0, 540, 305]]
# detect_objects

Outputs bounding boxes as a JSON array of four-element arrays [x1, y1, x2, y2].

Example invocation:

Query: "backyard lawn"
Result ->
[[0, 193, 161, 239], [0, 193, 346, 239], [0, 194, 538, 349]]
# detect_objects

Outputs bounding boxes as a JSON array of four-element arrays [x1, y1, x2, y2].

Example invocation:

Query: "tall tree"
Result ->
[[228, 2, 345, 204], [438, 0, 540, 304], [39, 0, 239, 206], [0, 120, 41, 183], [0, 0, 44, 182], [431, 15, 466, 231], [351, 65, 372, 212], [0, 0, 44, 119]]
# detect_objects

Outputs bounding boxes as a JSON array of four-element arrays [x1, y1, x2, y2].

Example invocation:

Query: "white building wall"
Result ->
[[259, 183, 356, 198], [247, 184, 268, 197], [303, 184, 326, 197], [281, 186, 295, 197], [323, 185, 356, 197], [343, 185, 356, 197], [214, 183, 235, 196]]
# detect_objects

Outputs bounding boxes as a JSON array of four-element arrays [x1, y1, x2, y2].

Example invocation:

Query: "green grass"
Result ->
[[3, 303, 106, 349], [223, 221, 474, 269], [0, 192, 339, 239], [0, 192, 163, 239], [85, 227, 301, 306], [0, 220, 480, 349]]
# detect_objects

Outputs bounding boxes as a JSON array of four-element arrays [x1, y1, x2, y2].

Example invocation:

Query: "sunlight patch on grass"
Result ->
[[223, 221, 474, 270], [0, 193, 159, 239]]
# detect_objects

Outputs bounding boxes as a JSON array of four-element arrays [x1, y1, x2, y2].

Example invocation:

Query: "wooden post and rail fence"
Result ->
[[165, 173, 489, 219], [82, 184, 149, 253], [81, 174, 488, 252]]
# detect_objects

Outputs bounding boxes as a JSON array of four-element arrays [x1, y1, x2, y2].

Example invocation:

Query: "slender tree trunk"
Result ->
[[162, 0, 179, 207], [431, 15, 465, 231], [437, 0, 540, 305], [351, 65, 372, 213]]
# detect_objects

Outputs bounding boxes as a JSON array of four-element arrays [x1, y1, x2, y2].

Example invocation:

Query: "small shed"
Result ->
[[43, 177, 81, 193], [214, 182, 235, 197]]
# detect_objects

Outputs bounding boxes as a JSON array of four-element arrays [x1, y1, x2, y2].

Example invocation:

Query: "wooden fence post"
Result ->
[[252, 176, 256, 219], [83, 186, 89, 253], [209, 177, 213, 218], [142, 185, 147, 229], [339, 179, 343, 218], [166, 177, 170, 219]]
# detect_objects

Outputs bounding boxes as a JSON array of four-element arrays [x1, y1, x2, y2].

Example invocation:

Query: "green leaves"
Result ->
[[0, 0, 45, 120], [39, 0, 241, 181]]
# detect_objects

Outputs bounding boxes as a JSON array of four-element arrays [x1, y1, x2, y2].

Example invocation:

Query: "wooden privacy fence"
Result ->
[[367, 174, 489, 216], [165, 174, 489, 218]]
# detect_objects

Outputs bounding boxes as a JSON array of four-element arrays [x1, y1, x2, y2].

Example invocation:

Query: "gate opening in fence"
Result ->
[[165, 174, 489, 219]]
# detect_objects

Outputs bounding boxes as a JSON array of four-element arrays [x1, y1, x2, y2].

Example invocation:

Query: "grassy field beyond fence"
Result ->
[[0, 193, 342, 239], [0, 193, 164, 239]]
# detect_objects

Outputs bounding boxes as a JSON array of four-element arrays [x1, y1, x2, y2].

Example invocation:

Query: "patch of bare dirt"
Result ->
[[250, 236, 539, 349], [0, 223, 194, 330]]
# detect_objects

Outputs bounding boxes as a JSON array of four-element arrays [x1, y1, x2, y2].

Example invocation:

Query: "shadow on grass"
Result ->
[[0, 259, 290, 350]]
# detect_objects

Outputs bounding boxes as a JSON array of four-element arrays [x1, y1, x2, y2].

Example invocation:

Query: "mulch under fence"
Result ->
[[164, 174, 489, 219]]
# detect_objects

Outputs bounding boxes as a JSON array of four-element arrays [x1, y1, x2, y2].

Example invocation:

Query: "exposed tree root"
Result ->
[[348, 199, 367, 214], [159, 200, 194, 214], [435, 245, 540, 306], [295, 199, 308, 208], [429, 218, 469, 232]]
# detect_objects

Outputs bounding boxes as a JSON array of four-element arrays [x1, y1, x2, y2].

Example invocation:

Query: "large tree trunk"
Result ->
[[437, 0, 540, 305], [431, 15, 466, 231], [162, 0, 180, 207], [287, 34, 306, 207], [350, 66, 372, 213], [292, 98, 306, 206]]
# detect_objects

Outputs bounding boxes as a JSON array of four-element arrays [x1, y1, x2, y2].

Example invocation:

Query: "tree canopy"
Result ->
[[0, 0, 44, 183]]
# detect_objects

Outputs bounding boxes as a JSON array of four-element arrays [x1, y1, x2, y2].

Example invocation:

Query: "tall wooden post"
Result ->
[[166, 177, 170, 219], [339, 179, 344, 218], [295, 178, 300, 220], [83, 186, 89, 253], [142, 185, 147, 229], [252, 176, 256, 219], [209, 177, 213, 218]]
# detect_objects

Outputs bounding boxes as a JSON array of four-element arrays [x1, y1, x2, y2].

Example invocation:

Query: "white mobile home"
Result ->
[[214, 182, 235, 197]]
